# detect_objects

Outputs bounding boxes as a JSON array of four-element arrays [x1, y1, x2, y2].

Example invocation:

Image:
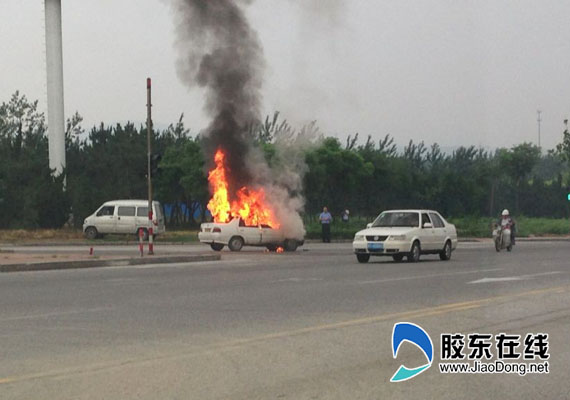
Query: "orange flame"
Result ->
[[207, 149, 280, 228], [206, 150, 231, 223], [276, 247, 284, 253]]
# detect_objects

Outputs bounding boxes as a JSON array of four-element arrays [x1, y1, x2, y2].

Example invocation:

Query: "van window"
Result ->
[[118, 206, 136, 217], [137, 207, 148, 217], [97, 206, 115, 217]]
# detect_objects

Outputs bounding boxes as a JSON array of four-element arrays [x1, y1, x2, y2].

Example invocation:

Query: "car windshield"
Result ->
[[371, 212, 419, 227]]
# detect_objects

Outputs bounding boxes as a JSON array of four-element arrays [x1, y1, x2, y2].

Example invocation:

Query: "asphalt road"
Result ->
[[1, 242, 570, 399]]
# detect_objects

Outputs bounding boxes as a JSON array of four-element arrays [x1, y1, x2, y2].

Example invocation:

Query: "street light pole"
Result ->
[[146, 78, 154, 255]]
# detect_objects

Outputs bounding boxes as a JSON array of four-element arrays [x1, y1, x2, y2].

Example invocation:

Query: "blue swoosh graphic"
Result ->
[[390, 322, 433, 382]]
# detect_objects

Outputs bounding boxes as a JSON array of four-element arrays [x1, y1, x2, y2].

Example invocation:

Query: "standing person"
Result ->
[[319, 206, 332, 243], [341, 209, 350, 223]]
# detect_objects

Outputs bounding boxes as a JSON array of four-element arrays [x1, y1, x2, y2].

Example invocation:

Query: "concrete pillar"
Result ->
[[45, 0, 66, 175]]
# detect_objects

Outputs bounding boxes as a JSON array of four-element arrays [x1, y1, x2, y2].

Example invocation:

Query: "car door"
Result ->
[[237, 219, 261, 245], [260, 225, 282, 246], [116, 206, 136, 234], [136, 206, 149, 231], [94, 205, 116, 234], [420, 212, 436, 250], [429, 212, 447, 250]]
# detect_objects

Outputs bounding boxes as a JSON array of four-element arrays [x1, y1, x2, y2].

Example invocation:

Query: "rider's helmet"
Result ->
[[502, 209, 510, 216]]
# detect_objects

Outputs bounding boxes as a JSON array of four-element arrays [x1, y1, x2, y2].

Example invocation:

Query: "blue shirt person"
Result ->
[[319, 207, 332, 243]]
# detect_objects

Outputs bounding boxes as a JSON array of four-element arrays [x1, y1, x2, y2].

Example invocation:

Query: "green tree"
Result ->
[[0, 92, 68, 228]]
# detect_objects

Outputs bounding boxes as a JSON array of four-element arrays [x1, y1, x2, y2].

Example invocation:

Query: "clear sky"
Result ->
[[1, 0, 569, 151]]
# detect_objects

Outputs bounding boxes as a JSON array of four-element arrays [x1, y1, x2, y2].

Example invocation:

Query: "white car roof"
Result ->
[[379, 209, 440, 214]]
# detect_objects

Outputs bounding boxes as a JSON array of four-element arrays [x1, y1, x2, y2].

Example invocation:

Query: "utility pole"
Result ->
[[537, 110, 542, 148], [146, 78, 154, 255], [45, 0, 66, 176]]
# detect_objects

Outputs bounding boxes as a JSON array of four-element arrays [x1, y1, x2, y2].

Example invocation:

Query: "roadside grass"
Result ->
[[0, 229, 83, 242], [305, 216, 570, 239], [0, 229, 200, 243], [449, 216, 570, 238], [1, 217, 568, 242], [158, 230, 199, 242], [304, 217, 372, 240]]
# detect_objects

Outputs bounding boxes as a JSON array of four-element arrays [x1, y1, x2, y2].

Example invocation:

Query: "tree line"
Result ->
[[1, 92, 569, 230]]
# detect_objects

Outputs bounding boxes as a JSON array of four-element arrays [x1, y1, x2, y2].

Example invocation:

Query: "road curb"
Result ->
[[0, 241, 200, 247], [0, 254, 221, 273]]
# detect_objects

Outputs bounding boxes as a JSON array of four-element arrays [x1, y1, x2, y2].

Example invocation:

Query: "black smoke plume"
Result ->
[[171, 0, 307, 238], [171, 0, 264, 195]]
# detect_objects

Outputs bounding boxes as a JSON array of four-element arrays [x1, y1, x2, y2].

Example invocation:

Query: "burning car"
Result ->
[[200, 149, 305, 252], [199, 217, 304, 252]]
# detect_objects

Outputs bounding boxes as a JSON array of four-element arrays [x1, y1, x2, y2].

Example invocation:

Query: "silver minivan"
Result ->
[[83, 200, 165, 239]]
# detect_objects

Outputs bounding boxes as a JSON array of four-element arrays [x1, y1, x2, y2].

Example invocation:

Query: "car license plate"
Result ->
[[368, 243, 383, 251]]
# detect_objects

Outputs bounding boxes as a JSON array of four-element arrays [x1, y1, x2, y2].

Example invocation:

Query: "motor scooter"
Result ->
[[492, 223, 512, 252]]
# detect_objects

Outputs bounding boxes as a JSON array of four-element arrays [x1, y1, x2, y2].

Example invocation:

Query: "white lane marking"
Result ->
[[357, 268, 503, 285], [468, 271, 565, 284], [0, 308, 109, 322], [112, 258, 257, 270], [271, 277, 324, 283]]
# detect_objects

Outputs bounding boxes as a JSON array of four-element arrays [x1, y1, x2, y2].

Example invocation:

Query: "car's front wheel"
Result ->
[[407, 241, 421, 263], [439, 240, 452, 261], [356, 254, 370, 263], [210, 243, 224, 251], [228, 236, 244, 252]]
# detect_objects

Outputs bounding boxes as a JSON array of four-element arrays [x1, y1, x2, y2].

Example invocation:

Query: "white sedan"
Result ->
[[352, 209, 458, 263], [198, 218, 304, 252]]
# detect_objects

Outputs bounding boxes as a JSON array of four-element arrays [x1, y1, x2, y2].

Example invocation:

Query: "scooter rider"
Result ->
[[498, 209, 516, 245]]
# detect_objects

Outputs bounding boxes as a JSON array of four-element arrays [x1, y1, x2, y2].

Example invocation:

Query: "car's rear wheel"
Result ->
[[392, 254, 404, 262], [356, 254, 370, 263], [407, 241, 421, 263], [439, 240, 452, 261], [85, 226, 98, 240], [228, 236, 244, 252], [210, 243, 224, 251], [284, 239, 298, 252]]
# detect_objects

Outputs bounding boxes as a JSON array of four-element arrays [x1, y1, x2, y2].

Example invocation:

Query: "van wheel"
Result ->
[[228, 236, 244, 252], [210, 243, 224, 251], [85, 227, 98, 240], [266, 245, 278, 252]]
